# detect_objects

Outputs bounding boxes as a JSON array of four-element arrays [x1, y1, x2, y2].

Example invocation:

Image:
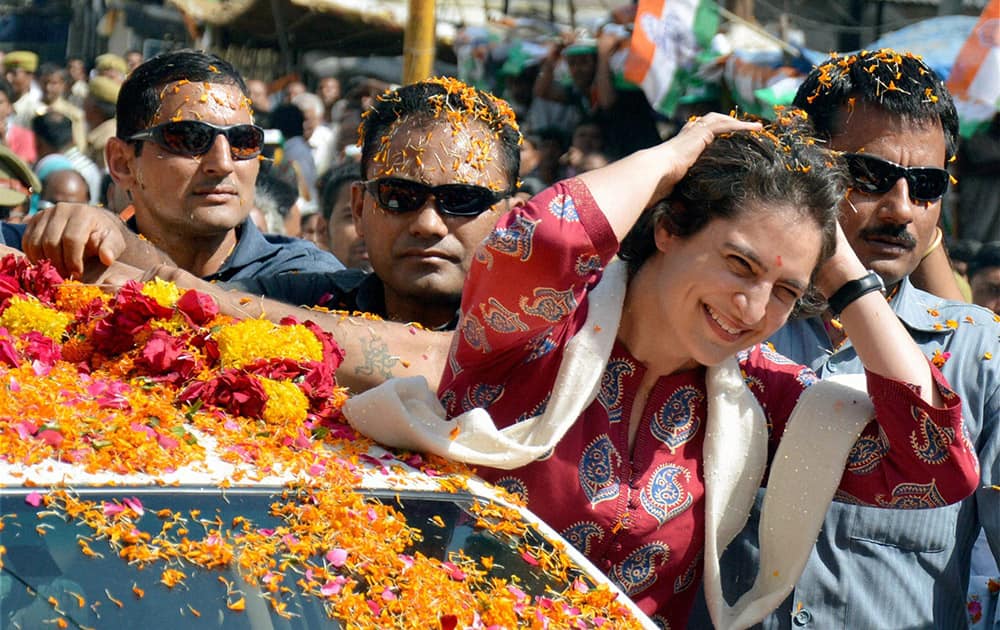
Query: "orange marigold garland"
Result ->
[[0, 254, 644, 629]]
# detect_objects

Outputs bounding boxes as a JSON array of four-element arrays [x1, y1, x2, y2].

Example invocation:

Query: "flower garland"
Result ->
[[0, 255, 643, 629]]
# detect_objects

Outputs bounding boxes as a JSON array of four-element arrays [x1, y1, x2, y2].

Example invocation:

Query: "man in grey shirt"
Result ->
[[691, 48, 1000, 629]]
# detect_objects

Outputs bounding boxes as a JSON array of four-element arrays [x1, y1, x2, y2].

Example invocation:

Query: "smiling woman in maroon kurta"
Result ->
[[438, 114, 978, 627]]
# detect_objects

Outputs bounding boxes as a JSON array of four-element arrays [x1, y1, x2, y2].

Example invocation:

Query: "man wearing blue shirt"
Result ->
[[17, 50, 342, 292], [691, 48, 1000, 629]]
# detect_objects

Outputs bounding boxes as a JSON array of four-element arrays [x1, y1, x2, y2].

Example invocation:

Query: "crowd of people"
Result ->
[[0, 34, 997, 630]]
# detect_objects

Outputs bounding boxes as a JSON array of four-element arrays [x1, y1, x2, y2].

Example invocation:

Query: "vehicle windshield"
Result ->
[[1, 487, 600, 629]]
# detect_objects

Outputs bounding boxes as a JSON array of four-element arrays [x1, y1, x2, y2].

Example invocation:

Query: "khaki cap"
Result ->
[[3, 50, 39, 73], [95, 53, 127, 75], [0, 145, 41, 207], [88, 76, 121, 105]]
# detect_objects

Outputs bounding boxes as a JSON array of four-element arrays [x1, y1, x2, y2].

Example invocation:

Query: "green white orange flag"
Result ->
[[947, 0, 1000, 133], [624, 0, 719, 116]]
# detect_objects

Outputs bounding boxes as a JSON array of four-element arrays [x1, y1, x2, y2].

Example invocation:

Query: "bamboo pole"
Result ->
[[403, 0, 436, 84]]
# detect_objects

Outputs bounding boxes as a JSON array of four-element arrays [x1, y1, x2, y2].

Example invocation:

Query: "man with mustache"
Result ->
[[691, 49, 1000, 629], [17, 49, 343, 293]]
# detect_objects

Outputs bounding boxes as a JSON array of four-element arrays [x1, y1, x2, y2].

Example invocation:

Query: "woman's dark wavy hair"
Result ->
[[792, 48, 958, 162], [619, 112, 845, 314], [116, 49, 248, 144], [360, 78, 521, 192]]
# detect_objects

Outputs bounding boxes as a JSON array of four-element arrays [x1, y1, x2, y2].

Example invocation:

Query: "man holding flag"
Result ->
[[624, 0, 719, 117]]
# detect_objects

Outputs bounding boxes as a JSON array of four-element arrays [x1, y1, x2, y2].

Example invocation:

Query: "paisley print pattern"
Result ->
[[833, 488, 866, 505], [610, 542, 670, 596], [493, 476, 529, 502], [574, 253, 602, 276], [524, 328, 557, 362], [758, 343, 798, 365], [650, 386, 704, 452], [875, 480, 947, 509], [514, 392, 550, 424], [484, 213, 538, 261], [847, 424, 889, 475], [460, 313, 491, 353], [440, 390, 457, 416], [548, 194, 580, 221], [795, 367, 818, 388], [519, 287, 578, 322], [447, 349, 463, 378], [578, 434, 622, 506], [561, 521, 604, 556], [640, 463, 693, 526], [480, 298, 529, 334], [674, 551, 701, 594], [463, 382, 504, 411], [650, 616, 671, 630], [597, 359, 635, 424], [909, 405, 955, 464], [473, 246, 495, 270]]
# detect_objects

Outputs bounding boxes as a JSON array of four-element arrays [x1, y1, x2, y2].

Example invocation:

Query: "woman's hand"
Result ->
[[647, 113, 761, 206], [813, 221, 868, 299], [577, 113, 760, 242]]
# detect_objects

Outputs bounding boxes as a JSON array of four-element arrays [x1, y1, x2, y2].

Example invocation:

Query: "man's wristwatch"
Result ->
[[827, 270, 886, 316]]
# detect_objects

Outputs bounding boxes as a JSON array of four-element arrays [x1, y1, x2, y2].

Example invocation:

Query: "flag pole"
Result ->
[[403, 0, 437, 84]]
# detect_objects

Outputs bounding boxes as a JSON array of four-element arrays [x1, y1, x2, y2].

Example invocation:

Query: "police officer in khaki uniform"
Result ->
[[0, 144, 41, 222], [84, 76, 120, 170], [3, 51, 42, 128]]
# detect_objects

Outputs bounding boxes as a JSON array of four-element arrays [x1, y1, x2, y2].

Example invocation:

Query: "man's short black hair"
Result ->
[[31, 111, 74, 151], [115, 49, 249, 141], [271, 103, 305, 139], [946, 237, 982, 264], [969, 241, 1000, 279], [360, 78, 521, 192], [793, 49, 959, 162], [320, 162, 362, 221]]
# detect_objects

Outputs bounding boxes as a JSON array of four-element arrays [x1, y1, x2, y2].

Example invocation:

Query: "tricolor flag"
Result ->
[[624, 0, 719, 116], [947, 0, 1000, 133]]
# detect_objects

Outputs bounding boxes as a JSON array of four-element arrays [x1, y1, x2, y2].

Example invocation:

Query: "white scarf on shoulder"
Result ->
[[343, 258, 873, 630]]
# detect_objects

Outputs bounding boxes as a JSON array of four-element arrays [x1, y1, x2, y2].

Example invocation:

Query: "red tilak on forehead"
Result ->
[[775, 255, 783, 267]]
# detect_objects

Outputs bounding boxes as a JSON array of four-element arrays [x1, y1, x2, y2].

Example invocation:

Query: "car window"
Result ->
[[1, 487, 617, 629]]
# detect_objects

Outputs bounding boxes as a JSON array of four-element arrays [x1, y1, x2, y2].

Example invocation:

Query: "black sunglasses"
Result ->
[[128, 120, 265, 160], [363, 177, 510, 217], [843, 153, 950, 202]]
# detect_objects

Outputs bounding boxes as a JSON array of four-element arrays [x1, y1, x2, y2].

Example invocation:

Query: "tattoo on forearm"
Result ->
[[356, 335, 398, 379]]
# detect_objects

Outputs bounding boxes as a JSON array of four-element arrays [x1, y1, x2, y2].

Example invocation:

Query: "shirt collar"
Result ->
[[885, 276, 958, 336]]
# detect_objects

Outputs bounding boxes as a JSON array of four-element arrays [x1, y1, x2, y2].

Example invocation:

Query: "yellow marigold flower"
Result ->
[[141, 277, 181, 308], [55, 281, 108, 312], [215, 319, 323, 368], [260, 378, 309, 425], [0, 296, 72, 340], [945, 319, 959, 329], [985, 352, 993, 361]]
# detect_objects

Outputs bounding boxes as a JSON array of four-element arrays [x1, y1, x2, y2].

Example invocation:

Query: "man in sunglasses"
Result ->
[[692, 49, 1000, 629], [231, 78, 522, 331], [16, 49, 343, 294]]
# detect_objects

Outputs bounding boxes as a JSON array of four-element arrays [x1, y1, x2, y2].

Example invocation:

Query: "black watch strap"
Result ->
[[827, 271, 885, 316]]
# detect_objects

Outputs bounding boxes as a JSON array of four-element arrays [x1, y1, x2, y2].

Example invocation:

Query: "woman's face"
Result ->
[[644, 203, 822, 370]]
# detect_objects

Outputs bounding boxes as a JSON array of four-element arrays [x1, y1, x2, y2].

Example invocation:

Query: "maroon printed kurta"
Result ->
[[439, 179, 978, 628]]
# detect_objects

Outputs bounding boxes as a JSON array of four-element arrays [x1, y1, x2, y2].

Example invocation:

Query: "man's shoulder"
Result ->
[[896, 284, 1000, 338]]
